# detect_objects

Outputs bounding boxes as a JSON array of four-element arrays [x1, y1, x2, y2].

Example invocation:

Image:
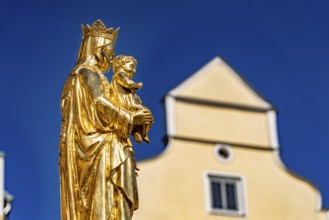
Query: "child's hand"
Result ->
[[135, 82, 143, 90]]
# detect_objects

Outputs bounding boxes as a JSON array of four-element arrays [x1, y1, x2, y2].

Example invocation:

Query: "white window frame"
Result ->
[[204, 171, 247, 217]]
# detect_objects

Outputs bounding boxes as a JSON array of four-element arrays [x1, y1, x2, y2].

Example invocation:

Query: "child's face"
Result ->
[[123, 60, 136, 78]]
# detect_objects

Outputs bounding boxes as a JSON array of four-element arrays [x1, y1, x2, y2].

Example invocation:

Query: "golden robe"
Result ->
[[59, 66, 138, 220]]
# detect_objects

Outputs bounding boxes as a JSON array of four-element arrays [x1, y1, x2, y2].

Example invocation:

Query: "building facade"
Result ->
[[134, 57, 328, 220]]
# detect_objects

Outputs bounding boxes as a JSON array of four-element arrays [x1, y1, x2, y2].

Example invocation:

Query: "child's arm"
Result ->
[[116, 72, 143, 90]]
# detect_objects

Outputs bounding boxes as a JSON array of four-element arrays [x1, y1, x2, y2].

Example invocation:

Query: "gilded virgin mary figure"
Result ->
[[59, 20, 153, 220]]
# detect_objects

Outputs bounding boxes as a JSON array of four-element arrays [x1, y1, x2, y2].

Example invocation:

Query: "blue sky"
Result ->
[[1, 0, 329, 219]]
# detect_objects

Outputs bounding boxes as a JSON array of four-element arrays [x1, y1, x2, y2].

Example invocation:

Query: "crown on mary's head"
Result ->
[[82, 19, 119, 41]]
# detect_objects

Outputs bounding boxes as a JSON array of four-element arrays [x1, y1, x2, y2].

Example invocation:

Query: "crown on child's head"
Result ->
[[81, 19, 119, 41]]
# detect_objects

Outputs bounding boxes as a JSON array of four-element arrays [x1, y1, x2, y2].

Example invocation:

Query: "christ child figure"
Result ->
[[111, 55, 152, 143]]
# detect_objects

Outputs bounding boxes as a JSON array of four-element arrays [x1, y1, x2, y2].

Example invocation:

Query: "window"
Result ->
[[213, 144, 233, 163], [205, 173, 246, 216]]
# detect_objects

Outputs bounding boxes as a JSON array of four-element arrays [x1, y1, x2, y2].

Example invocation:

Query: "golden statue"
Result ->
[[59, 20, 153, 220]]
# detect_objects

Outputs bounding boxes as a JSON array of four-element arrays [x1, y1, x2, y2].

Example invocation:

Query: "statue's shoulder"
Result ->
[[72, 65, 97, 76], [71, 65, 107, 97], [71, 65, 101, 83]]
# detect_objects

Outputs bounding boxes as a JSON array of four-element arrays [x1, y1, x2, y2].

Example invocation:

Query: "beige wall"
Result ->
[[135, 139, 327, 220], [175, 101, 271, 148]]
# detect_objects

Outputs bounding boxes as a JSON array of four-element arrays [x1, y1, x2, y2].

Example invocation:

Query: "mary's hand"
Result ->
[[133, 109, 153, 125]]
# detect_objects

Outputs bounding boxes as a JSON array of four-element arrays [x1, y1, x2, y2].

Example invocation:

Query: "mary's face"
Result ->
[[97, 45, 115, 73]]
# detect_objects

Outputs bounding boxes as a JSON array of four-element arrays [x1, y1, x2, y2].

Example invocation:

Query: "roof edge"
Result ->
[[169, 56, 275, 109]]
